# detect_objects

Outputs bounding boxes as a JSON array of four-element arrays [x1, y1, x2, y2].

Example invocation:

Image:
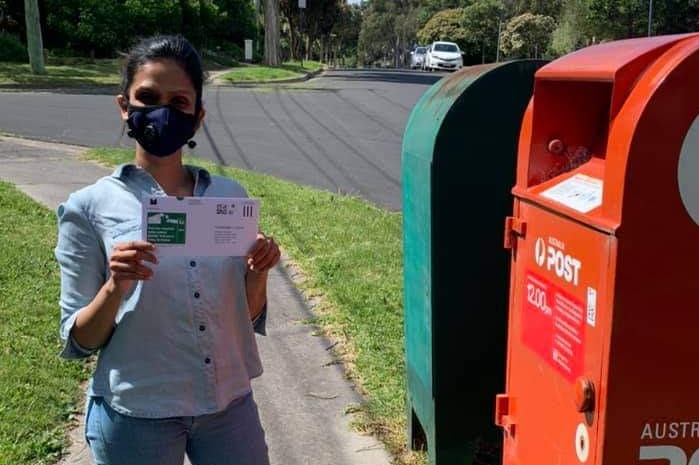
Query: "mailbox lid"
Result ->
[[513, 34, 699, 235], [502, 201, 615, 465], [535, 34, 697, 82]]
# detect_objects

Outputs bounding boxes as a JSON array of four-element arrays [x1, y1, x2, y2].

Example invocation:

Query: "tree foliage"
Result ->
[[351, 0, 699, 67], [0, 0, 257, 58], [3, 0, 699, 66], [416, 8, 467, 48], [461, 0, 504, 62], [500, 12, 555, 58]]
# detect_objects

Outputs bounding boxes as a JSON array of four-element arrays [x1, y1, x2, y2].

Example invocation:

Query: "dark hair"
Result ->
[[121, 35, 206, 114]]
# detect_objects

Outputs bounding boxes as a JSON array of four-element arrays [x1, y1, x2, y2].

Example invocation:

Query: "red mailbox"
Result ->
[[497, 33, 699, 465]]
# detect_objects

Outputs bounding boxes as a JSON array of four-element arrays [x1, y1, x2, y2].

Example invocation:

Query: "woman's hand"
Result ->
[[109, 240, 158, 294], [246, 233, 280, 273]]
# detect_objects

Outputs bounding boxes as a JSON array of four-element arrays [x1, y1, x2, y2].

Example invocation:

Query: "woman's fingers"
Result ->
[[110, 241, 157, 282], [248, 237, 280, 272], [255, 248, 281, 272], [113, 240, 155, 252], [109, 261, 153, 279], [111, 242, 158, 264]]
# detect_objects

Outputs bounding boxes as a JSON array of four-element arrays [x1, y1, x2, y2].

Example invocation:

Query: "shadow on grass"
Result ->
[[0, 60, 121, 92], [0, 82, 119, 95]]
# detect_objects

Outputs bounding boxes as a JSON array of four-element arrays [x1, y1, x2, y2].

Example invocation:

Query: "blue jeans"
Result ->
[[85, 393, 270, 465]]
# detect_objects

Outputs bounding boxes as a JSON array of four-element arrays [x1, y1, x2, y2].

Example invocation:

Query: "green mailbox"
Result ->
[[402, 61, 545, 464]]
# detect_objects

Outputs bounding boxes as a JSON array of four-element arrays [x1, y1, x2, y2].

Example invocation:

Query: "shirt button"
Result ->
[[199, 325, 206, 331], [190, 260, 196, 267], [194, 292, 200, 299], [205, 357, 211, 364]]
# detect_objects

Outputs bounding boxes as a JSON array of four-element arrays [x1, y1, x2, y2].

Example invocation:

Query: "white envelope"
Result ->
[[142, 196, 259, 257]]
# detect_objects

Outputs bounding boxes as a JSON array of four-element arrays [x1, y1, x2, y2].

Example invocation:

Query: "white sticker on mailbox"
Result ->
[[541, 174, 603, 213], [586, 287, 597, 327]]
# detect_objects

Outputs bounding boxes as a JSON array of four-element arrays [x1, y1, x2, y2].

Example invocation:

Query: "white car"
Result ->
[[409, 47, 427, 69], [425, 41, 463, 71]]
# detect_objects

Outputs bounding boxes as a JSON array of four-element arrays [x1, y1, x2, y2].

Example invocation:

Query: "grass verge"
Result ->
[[82, 148, 425, 464], [0, 182, 89, 464], [0, 59, 121, 88], [220, 60, 323, 83]]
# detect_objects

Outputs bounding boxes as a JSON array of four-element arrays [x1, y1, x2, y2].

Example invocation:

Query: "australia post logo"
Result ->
[[639, 421, 699, 465], [533, 236, 582, 286]]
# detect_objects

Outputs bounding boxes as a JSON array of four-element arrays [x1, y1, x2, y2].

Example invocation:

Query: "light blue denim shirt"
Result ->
[[55, 164, 265, 418]]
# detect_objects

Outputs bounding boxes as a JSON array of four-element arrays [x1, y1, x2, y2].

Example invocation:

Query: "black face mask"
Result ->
[[126, 104, 197, 157]]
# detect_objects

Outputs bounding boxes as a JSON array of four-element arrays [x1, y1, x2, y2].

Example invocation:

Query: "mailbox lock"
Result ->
[[547, 139, 565, 155], [575, 377, 595, 413]]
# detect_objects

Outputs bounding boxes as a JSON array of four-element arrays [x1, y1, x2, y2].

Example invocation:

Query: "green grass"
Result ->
[[0, 59, 121, 87], [0, 182, 89, 464], [221, 60, 323, 83], [82, 148, 424, 464]]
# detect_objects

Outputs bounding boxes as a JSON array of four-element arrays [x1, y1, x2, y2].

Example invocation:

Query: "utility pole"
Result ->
[[647, 0, 654, 37], [24, 0, 45, 74], [299, 0, 305, 67]]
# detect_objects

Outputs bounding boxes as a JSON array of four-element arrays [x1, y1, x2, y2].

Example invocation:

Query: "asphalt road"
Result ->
[[0, 69, 445, 210]]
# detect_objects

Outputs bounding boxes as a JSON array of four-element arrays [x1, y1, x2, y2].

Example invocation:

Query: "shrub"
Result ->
[[202, 49, 239, 68], [217, 42, 245, 61], [0, 32, 28, 63]]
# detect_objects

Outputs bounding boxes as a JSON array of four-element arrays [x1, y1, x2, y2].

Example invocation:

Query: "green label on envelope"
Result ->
[[147, 212, 186, 244]]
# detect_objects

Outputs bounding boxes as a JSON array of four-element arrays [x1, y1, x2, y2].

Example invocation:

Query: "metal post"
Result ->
[[299, 0, 306, 67], [496, 16, 502, 63], [648, 0, 654, 37]]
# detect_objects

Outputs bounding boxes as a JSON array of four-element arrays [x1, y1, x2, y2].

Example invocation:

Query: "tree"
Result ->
[[500, 12, 555, 58], [264, 0, 280, 65], [549, 0, 591, 56], [332, 3, 362, 65], [207, 0, 256, 48], [24, 0, 44, 73], [507, 0, 562, 18], [586, 0, 699, 40], [422, 0, 472, 16], [651, 0, 699, 35], [585, 0, 648, 39], [280, 0, 301, 60], [461, 0, 504, 63], [75, 0, 127, 57], [417, 8, 468, 50], [358, 7, 394, 65], [0, 0, 22, 35], [124, 0, 183, 38]]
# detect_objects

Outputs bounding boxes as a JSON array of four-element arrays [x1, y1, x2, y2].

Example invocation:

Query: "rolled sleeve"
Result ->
[[60, 312, 98, 359], [55, 196, 106, 359]]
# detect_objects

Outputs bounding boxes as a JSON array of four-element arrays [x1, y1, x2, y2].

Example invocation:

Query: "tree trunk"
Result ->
[[289, 25, 297, 61], [263, 0, 280, 66], [24, 0, 44, 74]]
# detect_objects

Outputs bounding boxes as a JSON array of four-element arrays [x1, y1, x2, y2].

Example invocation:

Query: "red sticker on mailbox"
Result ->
[[521, 270, 585, 382]]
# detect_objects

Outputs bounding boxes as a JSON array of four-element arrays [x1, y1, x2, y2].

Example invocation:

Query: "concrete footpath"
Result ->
[[0, 135, 391, 465]]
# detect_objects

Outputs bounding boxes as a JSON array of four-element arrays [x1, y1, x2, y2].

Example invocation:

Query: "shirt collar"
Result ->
[[111, 163, 212, 196]]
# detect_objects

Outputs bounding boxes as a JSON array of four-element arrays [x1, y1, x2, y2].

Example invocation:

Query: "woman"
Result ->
[[55, 35, 279, 465]]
